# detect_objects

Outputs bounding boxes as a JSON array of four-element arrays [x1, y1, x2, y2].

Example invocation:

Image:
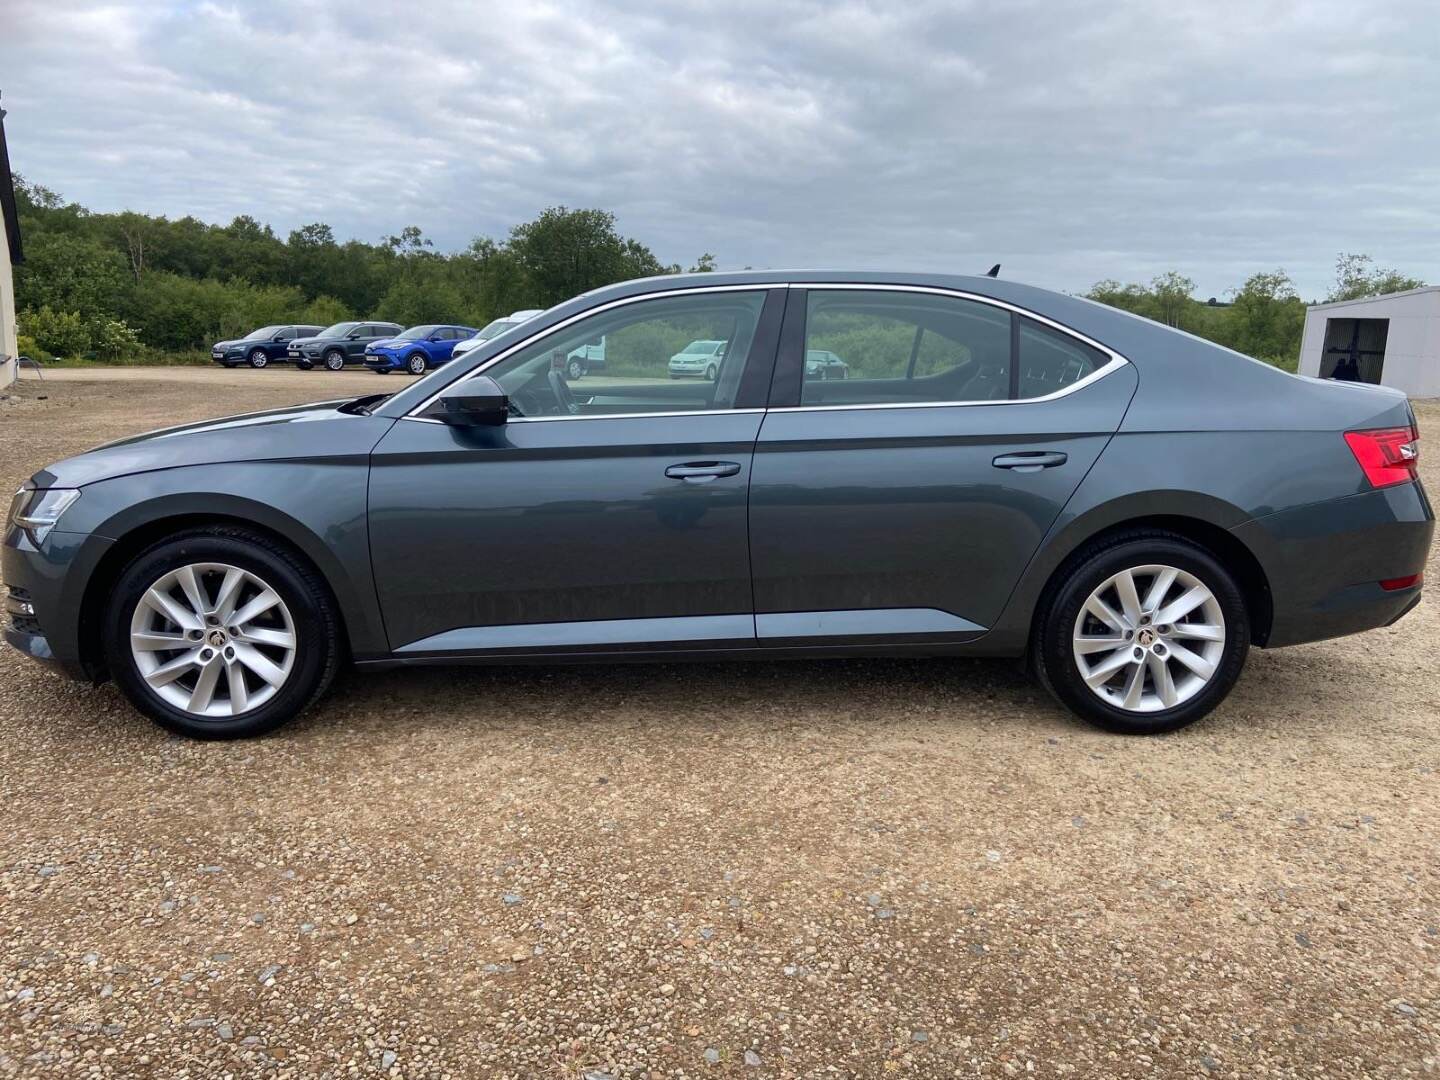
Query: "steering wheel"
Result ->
[[548, 368, 577, 415]]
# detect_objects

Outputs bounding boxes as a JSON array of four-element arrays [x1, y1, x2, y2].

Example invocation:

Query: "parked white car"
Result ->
[[451, 309, 544, 362], [563, 336, 606, 379], [666, 339, 727, 380]]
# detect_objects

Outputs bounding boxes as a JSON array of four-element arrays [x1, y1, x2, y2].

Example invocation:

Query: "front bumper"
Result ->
[[363, 355, 403, 371], [3, 526, 113, 681], [1234, 480, 1434, 647]]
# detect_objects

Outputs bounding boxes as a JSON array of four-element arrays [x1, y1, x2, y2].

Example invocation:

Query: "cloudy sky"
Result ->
[[3, 0, 1436, 298]]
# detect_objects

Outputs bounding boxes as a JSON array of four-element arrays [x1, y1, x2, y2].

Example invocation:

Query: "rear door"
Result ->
[[748, 286, 1137, 644]]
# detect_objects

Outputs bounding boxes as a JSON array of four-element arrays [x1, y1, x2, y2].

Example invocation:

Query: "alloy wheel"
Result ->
[[1071, 564, 1225, 713], [128, 562, 297, 718], [325, 350, 345, 371], [408, 354, 426, 375], [249, 350, 268, 368]]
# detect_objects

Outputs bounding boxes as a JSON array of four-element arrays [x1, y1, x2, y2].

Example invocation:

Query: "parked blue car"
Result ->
[[363, 324, 479, 375]]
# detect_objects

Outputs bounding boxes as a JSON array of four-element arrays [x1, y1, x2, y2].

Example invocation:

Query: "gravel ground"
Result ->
[[1, 370, 1437, 1079]]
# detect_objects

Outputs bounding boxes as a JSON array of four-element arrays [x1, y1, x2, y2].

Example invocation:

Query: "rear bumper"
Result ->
[[1233, 480, 1434, 647]]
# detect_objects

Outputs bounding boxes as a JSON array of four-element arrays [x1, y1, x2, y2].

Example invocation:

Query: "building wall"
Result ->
[[0, 207, 14, 388], [1299, 290, 1440, 398]]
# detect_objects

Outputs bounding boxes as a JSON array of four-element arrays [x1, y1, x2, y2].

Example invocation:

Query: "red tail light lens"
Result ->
[[1344, 427, 1419, 489], [1380, 573, 1423, 591]]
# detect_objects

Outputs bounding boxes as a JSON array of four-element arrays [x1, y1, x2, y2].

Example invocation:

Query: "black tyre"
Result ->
[[566, 358, 585, 380], [103, 527, 341, 739], [407, 353, 427, 376], [249, 349, 269, 369], [296, 360, 313, 371], [706, 363, 717, 381], [324, 349, 346, 372], [1033, 530, 1249, 735]]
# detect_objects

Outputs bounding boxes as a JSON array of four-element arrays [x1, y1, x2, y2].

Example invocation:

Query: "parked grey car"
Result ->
[[4, 271, 1432, 739], [286, 321, 404, 371]]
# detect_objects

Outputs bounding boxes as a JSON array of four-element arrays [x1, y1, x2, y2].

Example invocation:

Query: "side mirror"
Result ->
[[421, 375, 509, 427]]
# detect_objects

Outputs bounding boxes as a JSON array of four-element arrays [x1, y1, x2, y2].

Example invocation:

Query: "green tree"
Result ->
[[22, 306, 91, 357], [1327, 253, 1426, 302], [1150, 272, 1197, 328], [508, 207, 668, 307], [1225, 270, 1305, 364]]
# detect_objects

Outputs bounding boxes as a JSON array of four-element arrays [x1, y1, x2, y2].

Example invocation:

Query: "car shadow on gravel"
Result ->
[[295, 655, 1089, 740]]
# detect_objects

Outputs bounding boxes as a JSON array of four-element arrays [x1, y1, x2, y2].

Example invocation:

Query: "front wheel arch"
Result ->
[[77, 512, 352, 682]]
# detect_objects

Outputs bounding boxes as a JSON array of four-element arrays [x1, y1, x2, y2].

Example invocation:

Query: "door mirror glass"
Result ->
[[421, 375, 509, 426]]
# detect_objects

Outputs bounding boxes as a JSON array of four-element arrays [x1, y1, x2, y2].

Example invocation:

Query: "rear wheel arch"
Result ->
[[77, 512, 354, 681], [1030, 514, 1274, 649]]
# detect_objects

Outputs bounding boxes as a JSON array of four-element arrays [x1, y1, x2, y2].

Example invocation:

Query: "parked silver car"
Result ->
[[667, 339, 727, 380], [451, 309, 544, 362]]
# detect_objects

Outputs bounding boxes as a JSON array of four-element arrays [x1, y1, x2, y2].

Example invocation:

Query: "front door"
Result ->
[[368, 288, 785, 656], [748, 286, 1136, 644]]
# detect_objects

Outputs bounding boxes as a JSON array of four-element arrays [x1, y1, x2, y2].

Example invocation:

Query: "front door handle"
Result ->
[[665, 461, 742, 482], [992, 451, 1068, 472]]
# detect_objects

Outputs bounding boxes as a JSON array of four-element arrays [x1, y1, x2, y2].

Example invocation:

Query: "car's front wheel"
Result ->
[[407, 353, 427, 376], [248, 349, 269, 369], [706, 364, 718, 381], [103, 527, 341, 739], [324, 349, 346, 372], [1034, 531, 1249, 735]]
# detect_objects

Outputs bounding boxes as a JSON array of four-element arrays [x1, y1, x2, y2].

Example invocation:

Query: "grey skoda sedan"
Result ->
[[4, 272, 1432, 738]]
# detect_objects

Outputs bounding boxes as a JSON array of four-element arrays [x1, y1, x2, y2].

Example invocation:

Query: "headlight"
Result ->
[[9, 485, 81, 544]]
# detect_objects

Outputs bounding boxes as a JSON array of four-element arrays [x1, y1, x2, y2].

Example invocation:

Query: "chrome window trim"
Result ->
[[401, 407, 766, 427], [403, 281, 1131, 421]]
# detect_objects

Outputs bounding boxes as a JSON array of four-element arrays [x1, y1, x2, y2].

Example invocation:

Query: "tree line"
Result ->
[[9, 176, 1428, 367], [12, 178, 716, 361], [1082, 255, 1424, 370]]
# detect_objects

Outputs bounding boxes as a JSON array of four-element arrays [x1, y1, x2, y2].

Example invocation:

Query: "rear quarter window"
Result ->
[[1017, 317, 1107, 398]]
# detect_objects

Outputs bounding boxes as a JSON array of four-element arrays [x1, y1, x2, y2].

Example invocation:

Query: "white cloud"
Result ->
[[1, 0, 1435, 297]]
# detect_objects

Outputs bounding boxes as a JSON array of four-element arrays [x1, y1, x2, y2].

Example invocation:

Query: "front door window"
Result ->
[[480, 291, 769, 417]]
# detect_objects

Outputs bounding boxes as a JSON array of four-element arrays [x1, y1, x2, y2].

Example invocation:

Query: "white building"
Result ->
[[0, 93, 19, 389], [1298, 287, 1440, 398]]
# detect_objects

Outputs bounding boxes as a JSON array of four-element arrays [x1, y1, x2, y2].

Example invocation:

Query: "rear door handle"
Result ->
[[992, 451, 1068, 472], [665, 461, 742, 482]]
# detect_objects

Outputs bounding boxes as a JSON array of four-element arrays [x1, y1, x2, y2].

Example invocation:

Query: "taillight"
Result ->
[[1380, 573, 1423, 591], [1344, 426, 1419, 489]]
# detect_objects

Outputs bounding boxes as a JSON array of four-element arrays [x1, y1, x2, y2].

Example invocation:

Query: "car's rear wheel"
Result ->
[[249, 349, 269, 369], [324, 349, 346, 372], [567, 358, 585, 380], [1034, 531, 1249, 734], [407, 353, 427, 375], [103, 527, 341, 739]]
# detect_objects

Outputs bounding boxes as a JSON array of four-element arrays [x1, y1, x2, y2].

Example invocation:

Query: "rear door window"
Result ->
[[799, 290, 1012, 405]]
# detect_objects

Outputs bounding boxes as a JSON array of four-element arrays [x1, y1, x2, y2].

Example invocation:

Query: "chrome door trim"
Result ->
[[400, 407, 766, 427]]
